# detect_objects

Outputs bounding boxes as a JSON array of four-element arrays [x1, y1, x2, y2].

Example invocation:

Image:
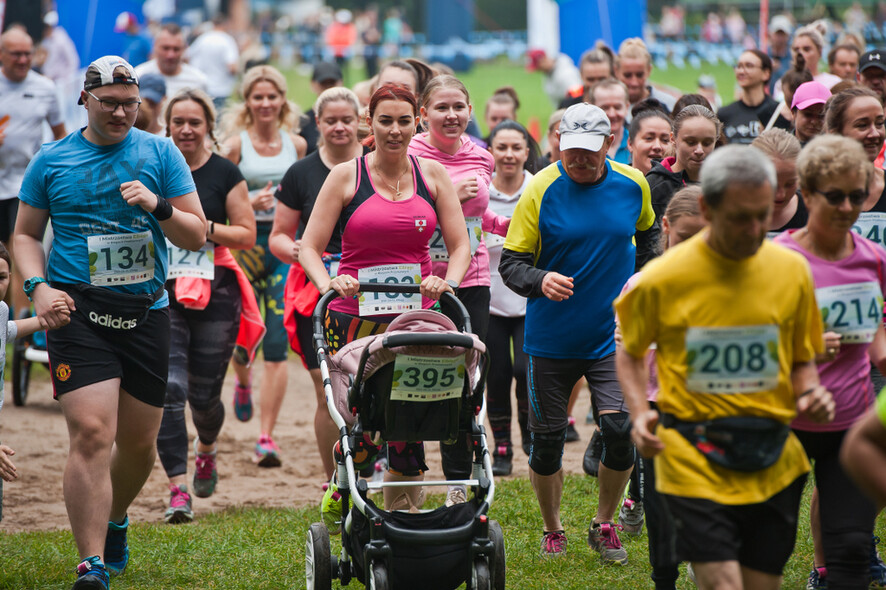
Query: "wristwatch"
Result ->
[[446, 279, 459, 290], [23, 276, 47, 301]]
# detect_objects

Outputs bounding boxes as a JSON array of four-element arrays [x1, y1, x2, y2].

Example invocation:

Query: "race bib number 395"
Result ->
[[87, 231, 154, 286], [816, 281, 883, 343], [685, 325, 780, 394], [390, 354, 466, 402], [357, 263, 421, 316]]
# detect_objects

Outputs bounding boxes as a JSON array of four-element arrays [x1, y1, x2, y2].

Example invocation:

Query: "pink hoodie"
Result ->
[[408, 133, 505, 288]]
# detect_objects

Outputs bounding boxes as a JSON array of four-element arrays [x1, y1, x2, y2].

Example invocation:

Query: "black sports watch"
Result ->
[[23, 276, 47, 301]]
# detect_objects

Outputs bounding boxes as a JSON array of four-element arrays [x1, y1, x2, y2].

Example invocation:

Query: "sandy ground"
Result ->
[[0, 358, 597, 533]]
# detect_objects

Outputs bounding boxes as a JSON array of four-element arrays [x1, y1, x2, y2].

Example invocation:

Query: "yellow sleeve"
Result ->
[[503, 170, 546, 254], [792, 258, 824, 363], [614, 274, 659, 358], [610, 161, 654, 231], [636, 179, 655, 231]]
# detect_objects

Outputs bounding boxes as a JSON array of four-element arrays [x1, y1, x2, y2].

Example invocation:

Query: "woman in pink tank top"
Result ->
[[299, 84, 469, 511]]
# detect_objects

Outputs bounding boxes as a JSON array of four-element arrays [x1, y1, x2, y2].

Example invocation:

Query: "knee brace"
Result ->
[[600, 412, 636, 471], [528, 429, 566, 476]]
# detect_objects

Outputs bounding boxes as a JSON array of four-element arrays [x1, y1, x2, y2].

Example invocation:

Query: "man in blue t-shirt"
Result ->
[[500, 103, 654, 563], [13, 56, 206, 590]]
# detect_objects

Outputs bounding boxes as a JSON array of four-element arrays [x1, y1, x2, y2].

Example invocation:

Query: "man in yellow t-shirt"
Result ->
[[615, 145, 835, 590]]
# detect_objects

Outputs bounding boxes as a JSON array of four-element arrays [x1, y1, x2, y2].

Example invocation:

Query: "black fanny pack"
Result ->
[[660, 412, 790, 472], [59, 283, 164, 331]]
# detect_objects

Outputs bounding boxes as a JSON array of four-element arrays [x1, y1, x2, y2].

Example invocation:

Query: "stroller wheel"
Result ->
[[369, 560, 389, 590], [470, 558, 491, 590], [305, 522, 332, 589], [489, 520, 506, 590], [11, 334, 32, 406]]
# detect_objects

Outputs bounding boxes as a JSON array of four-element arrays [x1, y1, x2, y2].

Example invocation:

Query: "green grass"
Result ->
[[274, 57, 737, 140], [2, 475, 883, 589]]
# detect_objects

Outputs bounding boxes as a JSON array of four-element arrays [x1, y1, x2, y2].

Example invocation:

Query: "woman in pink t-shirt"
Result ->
[[775, 135, 886, 588]]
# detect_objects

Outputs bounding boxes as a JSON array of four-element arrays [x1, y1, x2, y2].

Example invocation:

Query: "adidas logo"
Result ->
[[88, 311, 138, 330]]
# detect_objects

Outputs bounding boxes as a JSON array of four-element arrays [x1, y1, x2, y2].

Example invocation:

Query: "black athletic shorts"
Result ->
[[662, 474, 807, 574], [48, 304, 171, 407], [294, 310, 319, 370], [527, 353, 625, 433], [0, 198, 18, 243]]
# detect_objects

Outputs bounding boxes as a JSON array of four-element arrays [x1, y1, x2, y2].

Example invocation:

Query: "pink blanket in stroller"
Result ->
[[326, 309, 486, 426]]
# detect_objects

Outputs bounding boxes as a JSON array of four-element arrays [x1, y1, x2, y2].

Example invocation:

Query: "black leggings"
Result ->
[[438, 286, 490, 480], [157, 273, 241, 478], [794, 428, 876, 588], [485, 314, 528, 449]]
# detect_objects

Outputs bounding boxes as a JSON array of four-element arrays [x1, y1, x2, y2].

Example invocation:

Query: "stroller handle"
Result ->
[[312, 282, 472, 346], [382, 332, 475, 350]]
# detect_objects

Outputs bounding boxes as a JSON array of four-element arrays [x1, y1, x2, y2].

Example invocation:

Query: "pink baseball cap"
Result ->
[[791, 81, 831, 111]]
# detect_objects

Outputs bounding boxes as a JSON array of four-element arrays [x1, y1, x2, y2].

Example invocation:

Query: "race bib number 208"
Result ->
[[685, 325, 780, 394]]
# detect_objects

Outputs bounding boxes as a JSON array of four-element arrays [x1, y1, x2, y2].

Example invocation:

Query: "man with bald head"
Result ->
[[133, 23, 208, 99], [0, 26, 66, 312]]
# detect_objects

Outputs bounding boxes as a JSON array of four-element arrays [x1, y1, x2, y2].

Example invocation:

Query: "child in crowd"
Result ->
[[0, 242, 70, 520]]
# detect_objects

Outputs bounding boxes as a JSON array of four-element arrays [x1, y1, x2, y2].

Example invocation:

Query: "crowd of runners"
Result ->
[[6, 10, 886, 590]]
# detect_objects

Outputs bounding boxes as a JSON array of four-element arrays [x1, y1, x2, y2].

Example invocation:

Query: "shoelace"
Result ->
[[544, 532, 566, 552], [258, 436, 279, 452], [599, 522, 623, 549], [195, 453, 215, 479], [170, 486, 191, 509], [76, 557, 103, 575]]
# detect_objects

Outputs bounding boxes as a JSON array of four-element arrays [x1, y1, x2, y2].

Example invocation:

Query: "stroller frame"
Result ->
[[306, 283, 505, 590]]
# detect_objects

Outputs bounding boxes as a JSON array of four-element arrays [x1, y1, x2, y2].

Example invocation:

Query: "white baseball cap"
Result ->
[[558, 103, 611, 152]]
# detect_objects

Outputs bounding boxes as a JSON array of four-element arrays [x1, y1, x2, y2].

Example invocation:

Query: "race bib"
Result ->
[[250, 188, 276, 223], [357, 263, 421, 316], [685, 325, 780, 394], [485, 232, 506, 249], [391, 354, 466, 402], [853, 212, 886, 247], [166, 239, 215, 279], [429, 217, 483, 261], [817, 281, 883, 343], [87, 231, 154, 286]]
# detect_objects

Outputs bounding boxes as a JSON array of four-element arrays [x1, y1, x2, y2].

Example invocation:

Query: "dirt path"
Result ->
[[0, 359, 597, 533]]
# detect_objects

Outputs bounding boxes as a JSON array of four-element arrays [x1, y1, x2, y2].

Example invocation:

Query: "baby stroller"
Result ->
[[305, 283, 505, 590]]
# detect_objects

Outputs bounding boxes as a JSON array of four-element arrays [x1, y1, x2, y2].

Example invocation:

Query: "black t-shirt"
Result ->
[[276, 150, 341, 254], [767, 195, 808, 238], [191, 153, 245, 224], [299, 109, 319, 155], [718, 96, 779, 145]]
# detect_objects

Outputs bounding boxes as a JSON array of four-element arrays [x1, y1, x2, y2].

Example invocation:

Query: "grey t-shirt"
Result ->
[[0, 302, 18, 413]]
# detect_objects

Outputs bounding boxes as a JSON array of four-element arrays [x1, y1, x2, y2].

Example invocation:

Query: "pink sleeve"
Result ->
[[482, 209, 510, 236]]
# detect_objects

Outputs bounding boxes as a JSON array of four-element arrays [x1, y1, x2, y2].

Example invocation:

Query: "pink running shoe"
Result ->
[[540, 530, 567, 557], [233, 378, 253, 422], [254, 434, 281, 467]]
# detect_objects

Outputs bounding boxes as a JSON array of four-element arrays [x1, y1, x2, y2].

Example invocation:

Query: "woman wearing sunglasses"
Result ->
[[774, 135, 886, 589]]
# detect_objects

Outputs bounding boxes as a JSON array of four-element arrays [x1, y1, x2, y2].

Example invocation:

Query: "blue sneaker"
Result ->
[[104, 516, 129, 576], [872, 536, 886, 587], [72, 555, 109, 589], [806, 566, 827, 589]]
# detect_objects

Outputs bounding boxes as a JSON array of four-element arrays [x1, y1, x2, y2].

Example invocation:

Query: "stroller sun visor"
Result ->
[[326, 309, 486, 425]]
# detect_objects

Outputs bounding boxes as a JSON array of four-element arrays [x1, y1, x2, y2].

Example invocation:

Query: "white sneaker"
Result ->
[[445, 485, 467, 507]]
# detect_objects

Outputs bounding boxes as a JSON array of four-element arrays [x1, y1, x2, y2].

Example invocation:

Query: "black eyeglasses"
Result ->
[[816, 188, 868, 206], [86, 90, 141, 113]]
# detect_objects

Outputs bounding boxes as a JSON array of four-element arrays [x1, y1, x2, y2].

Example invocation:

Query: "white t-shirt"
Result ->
[[0, 302, 18, 413], [488, 170, 532, 317], [186, 30, 239, 99], [0, 70, 63, 200], [134, 60, 210, 99]]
